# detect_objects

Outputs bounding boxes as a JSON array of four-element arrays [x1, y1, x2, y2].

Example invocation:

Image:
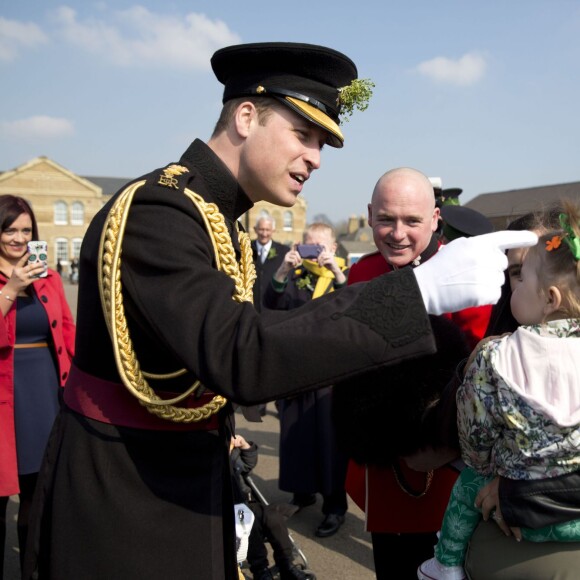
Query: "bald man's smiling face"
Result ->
[[368, 171, 439, 268]]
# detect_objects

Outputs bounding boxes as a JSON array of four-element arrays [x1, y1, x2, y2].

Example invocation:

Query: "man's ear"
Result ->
[[367, 203, 373, 228], [233, 101, 257, 139], [432, 207, 441, 232], [544, 285, 563, 317]]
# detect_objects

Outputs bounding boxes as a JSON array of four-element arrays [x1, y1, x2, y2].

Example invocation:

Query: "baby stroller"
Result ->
[[241, 474, 313, 579]]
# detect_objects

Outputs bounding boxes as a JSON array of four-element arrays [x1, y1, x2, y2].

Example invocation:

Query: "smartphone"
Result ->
[[296, 244, 323, 259], [27, 241, 48, 278]]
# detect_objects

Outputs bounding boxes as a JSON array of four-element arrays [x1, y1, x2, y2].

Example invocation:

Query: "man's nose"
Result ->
[[304, 147, 321, 171], [390, 223, 406, 240]]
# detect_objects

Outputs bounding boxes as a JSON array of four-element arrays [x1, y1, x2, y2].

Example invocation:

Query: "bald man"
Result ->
[[368, 168, 440, 269], [343, 167, 491, 579]]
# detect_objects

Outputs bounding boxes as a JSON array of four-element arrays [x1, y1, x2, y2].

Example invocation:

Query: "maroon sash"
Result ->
[[64, 364, 220, 431]]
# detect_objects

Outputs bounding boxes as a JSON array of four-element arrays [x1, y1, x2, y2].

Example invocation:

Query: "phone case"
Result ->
[[27, 241, 48, 278]]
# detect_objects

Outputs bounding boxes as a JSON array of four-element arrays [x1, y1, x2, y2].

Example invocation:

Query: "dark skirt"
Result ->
[[25, 407, 238, 579], [278, 387, 348, 495]]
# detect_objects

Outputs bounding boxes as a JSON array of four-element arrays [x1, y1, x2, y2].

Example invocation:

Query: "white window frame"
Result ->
[[54, 201, 68, 225], [71, 238, 83, 260], [283, 211, 293, 231], [71, 201, 84, 225], [55, 238, 69, 264]]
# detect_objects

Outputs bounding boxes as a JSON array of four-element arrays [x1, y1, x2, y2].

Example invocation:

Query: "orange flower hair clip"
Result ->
[[545, 235, 562, 252]]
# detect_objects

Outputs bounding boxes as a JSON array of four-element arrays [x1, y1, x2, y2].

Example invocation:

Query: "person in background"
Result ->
[[419, 199, 580, 579], [251, 216, 287, 312], [230, 434, 315, 580], [0, 195, 75, 579], [343, 168, 492, 579], [250, 216, 287, 417], [69, 257, 78, 284], [22, 42, 536, 580], [264, 223, 349, 538]]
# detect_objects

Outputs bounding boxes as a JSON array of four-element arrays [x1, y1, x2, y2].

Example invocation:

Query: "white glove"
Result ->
[[413, 230, 538, 315]]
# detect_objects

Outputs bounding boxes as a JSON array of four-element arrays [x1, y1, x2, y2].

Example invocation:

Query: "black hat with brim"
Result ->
[[211, 42, 358, 148], [441, 205, 493, 240], [437, 187, 463, 204]]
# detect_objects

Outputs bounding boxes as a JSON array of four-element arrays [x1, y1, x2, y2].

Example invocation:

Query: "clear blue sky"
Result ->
[[1, 0, 579, 222]]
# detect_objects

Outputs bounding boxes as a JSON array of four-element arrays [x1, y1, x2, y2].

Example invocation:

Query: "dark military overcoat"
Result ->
[[25, 139, 436, 580]]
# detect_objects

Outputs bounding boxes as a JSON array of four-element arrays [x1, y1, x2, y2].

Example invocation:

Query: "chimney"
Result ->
[[348, 215, 358, 234]]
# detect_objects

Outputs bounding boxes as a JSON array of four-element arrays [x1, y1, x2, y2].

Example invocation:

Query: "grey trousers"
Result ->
[[465, 520, 580, 580]]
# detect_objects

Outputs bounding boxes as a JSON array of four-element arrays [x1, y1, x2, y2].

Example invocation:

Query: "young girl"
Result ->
[[418, 200, 580, 580]]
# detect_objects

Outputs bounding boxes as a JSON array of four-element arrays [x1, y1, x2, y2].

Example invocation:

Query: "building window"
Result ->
[[54, 201, 67, 224], [71, 202, 84, 225], [56, 238, 69, 263], [283, 211, 293, 231], [72, 238, 82, 260]]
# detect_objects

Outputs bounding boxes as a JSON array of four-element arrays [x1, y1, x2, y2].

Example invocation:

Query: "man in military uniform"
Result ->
[[24, 44, 535, 580], [341, 167, 493, 579]]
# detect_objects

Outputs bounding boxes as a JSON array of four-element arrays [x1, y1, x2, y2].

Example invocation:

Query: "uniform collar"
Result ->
[[179, 139, 253, 222]]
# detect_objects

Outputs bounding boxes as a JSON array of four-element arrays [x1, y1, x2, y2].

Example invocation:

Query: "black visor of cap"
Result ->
[[441, 205, 493, 239]]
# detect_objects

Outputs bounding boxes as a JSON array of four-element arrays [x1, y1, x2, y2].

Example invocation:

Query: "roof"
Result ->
[[83, 176, 132, 197], [465, 181, 580, 219], [339, 225, 373, 243], [338, 240, 376, 254], [0, 156, 101, 195]]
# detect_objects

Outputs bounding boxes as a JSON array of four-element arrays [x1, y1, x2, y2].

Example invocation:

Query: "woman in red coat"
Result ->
[[0, 195, 75, 578]]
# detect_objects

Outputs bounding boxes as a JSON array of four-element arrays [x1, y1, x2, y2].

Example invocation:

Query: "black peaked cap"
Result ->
[[441, 205, 494, 240], [211, 42, 358, 147]]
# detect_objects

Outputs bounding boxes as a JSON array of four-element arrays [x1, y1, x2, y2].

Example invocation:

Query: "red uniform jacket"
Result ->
[[0, 270, 75, 496], [345, 251, 491, 533]]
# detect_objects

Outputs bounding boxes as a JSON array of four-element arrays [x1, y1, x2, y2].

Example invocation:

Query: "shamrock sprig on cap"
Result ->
[[338, 79, 375, 122]]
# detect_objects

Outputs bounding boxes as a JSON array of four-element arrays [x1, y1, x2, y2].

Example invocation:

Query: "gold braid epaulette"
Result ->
[[98, 180, 256, 422]]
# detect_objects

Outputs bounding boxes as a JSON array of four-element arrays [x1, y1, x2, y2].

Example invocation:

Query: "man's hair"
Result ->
[[255, 215, 275, 229], [212, 97, 277, 137], [304, 222, 336, 243]]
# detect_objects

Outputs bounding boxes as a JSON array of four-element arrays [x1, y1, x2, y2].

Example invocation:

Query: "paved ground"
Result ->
[[3, 281, 377, 579], [235, 406, 376, 579]]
